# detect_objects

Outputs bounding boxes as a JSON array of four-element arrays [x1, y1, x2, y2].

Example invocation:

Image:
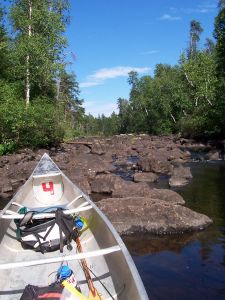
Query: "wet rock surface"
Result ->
[[0, 134, 220, 234], [97, 197, 213, 235], [133, 172, 159, 183]]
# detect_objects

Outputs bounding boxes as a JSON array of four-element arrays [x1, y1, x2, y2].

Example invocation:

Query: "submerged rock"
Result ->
[[169, 165, 192, 187], [97, 197, 213, 235], [138, 154, 171, 174]]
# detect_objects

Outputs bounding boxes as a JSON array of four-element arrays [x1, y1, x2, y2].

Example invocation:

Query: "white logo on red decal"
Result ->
[[42, 182, 54, 195]]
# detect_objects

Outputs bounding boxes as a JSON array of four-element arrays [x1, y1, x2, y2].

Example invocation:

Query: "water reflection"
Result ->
[[123, 233, 195, 256], [124, 161, 225, 300]]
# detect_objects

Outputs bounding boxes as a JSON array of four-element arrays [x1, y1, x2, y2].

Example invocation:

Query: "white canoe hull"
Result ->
[[0, 154, 149, 299]]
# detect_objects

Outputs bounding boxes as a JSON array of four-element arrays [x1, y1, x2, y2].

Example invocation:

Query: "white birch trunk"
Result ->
[[25, 0, 32, 107], [170, 113, 176, 123]]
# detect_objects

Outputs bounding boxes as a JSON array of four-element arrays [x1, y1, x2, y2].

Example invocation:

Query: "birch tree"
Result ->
[[10, 0, 69, 105]]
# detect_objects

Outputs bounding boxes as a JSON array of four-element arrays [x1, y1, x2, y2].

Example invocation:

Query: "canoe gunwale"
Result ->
[[2, 205, 93, 219]]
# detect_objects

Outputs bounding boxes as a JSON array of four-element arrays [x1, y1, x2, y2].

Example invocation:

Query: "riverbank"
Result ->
[[1, 134, 223, 235]]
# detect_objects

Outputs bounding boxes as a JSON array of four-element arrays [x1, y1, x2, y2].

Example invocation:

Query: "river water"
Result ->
[[124, 161, 225, 300]]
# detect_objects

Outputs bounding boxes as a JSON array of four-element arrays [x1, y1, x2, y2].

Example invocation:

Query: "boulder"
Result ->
[[97, 197, 213, 235], [90, 142, 105, 155], [138, 153, 171, 174], [148, 188, 185, 205], [1, 185, 13, 193], [90, 174, 152, 197], [171, 166, 192, 179], [112, 181, 152, 198], [206, 151, 220, 161], [69, 175, 91, 195], [90, 174, 121, 194], [169, 166, 192, 187], [133, 172, 158, 183]]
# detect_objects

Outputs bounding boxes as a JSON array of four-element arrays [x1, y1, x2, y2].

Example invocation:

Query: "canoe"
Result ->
[[0, 153, 149, 300]]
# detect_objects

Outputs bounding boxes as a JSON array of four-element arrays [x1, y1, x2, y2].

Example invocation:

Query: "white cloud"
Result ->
[[141, 50, 158, 55], [80, 81, 100, 88], [83, 100, 118, 117], [159, 14, 181, 21], [83, 101, 95, 108], [80, 66, 150, 88], [182, 7, 213, 14], [169, 3, 216, 15]]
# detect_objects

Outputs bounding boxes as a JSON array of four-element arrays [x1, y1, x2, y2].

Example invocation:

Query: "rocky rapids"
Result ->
[[1, 134, 223, 236]]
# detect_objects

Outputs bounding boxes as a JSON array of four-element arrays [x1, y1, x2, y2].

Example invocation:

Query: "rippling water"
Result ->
[[124, 161, 225, 300]]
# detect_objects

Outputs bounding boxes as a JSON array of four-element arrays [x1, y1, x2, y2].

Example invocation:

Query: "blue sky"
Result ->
[[65, 0, 218, 116]]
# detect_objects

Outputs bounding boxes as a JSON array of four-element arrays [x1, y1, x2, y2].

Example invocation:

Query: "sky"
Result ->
[[65, 0, 219, 117]]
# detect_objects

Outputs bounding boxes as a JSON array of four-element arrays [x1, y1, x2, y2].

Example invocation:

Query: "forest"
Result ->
[[0, 0, 225, 154]]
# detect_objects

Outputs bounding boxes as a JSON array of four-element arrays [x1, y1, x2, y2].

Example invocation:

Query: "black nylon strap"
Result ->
[[43, 222, 56, 241], [19, 211, 34, 227], [34, 233, 44, 254]]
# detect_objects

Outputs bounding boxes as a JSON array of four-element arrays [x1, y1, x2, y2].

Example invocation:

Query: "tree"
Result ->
[[181, 52, 217, 109], [188, 20, 203, 59], [218, 0, 225, 9], [117, 97, 131, 133], [204, 38, 215, 54], [211, 1, 225, 136], [10, 0, 69, 105], [214, 3, 225, 80], [0, 6, 9, 80], [57, 71, 85, 138], [58, 71, 84, 118], [147, 64, 189, 134], [128, 71, 149, 133]]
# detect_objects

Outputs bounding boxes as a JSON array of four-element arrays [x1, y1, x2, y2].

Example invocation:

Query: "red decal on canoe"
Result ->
[[42, 182, 54, 195]]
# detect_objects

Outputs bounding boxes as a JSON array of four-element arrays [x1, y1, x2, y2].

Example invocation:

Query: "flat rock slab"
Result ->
[[97, 197, 212, 235], [133, 172, 158, 183], [148, 188, 185, 205]]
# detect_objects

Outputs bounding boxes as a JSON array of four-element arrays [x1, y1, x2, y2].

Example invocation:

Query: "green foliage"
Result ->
[[84, 113, 119, 136], [10, 0, 69, 101], [214, 6, 225, 80], [0, 142, 17, 156], [0, 6, 10, 80], [213, 4, 225, 135], [0, 97, 64, 151], [0, 0, 85, 155], [181, 51, 217, 111], [1, 0, 225, 154]]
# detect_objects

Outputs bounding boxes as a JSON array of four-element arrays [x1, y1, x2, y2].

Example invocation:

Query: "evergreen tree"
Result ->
[[0, 6, 9, 80], [188, 20, 203, 59], [212, 0, 225, 135], [214, 2, 225, 80]]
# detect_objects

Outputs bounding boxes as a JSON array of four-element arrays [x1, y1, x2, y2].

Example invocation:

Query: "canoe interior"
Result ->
[[0, 155, 148, 300]]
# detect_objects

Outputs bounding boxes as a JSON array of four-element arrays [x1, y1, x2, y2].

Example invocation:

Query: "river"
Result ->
[[124, 161, 225, 300]]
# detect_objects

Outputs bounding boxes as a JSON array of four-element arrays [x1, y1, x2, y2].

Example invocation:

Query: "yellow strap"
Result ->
[[62, 280, 88, 300]]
